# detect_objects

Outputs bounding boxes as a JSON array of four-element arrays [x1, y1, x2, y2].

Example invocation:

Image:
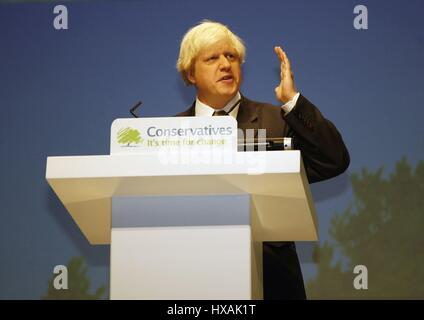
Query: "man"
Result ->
[[176, 20, 350, 299]]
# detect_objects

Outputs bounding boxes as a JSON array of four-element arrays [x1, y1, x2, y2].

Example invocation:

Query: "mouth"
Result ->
[[218, 75, 234, 83]]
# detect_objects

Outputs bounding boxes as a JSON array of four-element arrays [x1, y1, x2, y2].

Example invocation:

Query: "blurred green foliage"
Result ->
[[43, 256, 106, 300], [307, 157, 424, 299]]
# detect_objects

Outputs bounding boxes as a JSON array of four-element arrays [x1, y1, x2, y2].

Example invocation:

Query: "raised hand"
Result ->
[[274, 46, 298, 103]]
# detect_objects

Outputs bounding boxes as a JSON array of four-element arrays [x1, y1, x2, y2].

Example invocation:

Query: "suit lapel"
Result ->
[[237, 95, 259, 138], [176, 102, 196, 117]]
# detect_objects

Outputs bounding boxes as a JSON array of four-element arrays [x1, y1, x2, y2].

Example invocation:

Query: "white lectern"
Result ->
[[45, 118, 318, 300]]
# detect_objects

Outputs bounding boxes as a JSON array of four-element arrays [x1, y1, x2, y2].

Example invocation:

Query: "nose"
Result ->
[[218, 55, 231, 70]]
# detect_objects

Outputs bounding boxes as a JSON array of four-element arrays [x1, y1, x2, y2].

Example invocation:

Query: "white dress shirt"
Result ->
[[194, 92, 300, 117]]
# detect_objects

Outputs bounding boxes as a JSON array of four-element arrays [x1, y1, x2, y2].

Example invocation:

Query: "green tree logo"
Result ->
[[117, 127, 143, 146]]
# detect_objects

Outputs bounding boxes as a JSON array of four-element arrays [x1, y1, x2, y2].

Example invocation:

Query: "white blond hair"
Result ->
[[176, 20, 246, 85]]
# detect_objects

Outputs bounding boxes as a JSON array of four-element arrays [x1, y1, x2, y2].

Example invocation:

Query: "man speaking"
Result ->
[[176, 20, 350, 299]]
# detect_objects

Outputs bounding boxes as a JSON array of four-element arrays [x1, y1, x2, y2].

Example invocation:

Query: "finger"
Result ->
[[280, 68, 286, 80], [274, 46, 281, 60], [275, 85, 282, 96], [281, 49, 292, 70], [280, 60, 288, 79], [275, 46, 290, 81], [274, 46, 284, 61], [276, 47, 289, 74]]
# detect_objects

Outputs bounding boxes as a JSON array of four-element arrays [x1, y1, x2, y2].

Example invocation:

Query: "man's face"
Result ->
[[188, 38, 242, 108]]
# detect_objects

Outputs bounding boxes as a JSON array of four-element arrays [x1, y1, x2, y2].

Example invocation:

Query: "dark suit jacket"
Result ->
[[177, 94, 349, 295], [177, 94, 350, 183]]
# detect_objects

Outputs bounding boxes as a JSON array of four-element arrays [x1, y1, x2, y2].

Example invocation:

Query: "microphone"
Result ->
[[238, 137, 295, 151], [130, 101, 143, 118]]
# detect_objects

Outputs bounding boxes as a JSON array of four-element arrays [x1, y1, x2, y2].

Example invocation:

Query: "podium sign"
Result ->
[[110, 117, 238, 154]]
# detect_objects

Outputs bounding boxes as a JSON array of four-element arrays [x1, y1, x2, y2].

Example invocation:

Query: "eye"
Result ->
[[225, 53, 237, 61], [206, 55, 218, 62]]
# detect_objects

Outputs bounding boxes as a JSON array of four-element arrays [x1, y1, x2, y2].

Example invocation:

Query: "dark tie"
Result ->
[[212, 98, 241, 116], [212, 110, 228, 116]]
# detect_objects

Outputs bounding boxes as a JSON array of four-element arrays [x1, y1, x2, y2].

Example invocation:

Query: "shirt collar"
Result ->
[[195, 92, 241, 118]]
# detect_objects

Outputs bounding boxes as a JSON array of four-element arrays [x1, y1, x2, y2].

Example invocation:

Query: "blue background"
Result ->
[[1, 0, 423, 298]]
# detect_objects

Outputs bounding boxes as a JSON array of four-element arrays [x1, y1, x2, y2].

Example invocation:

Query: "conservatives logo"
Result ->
[[117, 127, 143, 147]]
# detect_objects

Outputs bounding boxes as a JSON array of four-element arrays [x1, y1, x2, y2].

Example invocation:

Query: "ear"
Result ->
[[187, 69, 196, 85]]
